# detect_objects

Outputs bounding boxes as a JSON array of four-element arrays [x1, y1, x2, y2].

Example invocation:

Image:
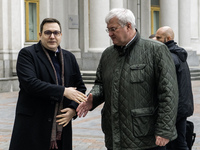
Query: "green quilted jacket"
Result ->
[[91, 32, 178, 150]]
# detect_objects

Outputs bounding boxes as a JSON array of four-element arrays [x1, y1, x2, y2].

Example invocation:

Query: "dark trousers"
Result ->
[[167, 117, 189, 150], [108, 146, 166, 150]]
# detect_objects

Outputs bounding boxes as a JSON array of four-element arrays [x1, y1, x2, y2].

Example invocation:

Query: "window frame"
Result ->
[[151, 6, 160, 34], [25, 0, 40, 42]]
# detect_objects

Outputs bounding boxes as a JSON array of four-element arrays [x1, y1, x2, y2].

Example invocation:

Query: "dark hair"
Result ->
[[149, 34, 156, 39], [40, 18, 62, 33]]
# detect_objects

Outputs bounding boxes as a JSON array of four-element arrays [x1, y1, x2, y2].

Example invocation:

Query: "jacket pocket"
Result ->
[[130, 64, 146, 83], [131, 107, 156, 137]]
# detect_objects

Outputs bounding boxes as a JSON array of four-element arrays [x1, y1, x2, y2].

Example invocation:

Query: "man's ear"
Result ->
[[167, 36, 171, 42], [126, 22, 132, 30]]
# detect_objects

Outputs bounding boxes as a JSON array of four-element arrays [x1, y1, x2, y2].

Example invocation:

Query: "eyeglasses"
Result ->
[[106, 27, 122, 33], [43, 30, 61, 37]]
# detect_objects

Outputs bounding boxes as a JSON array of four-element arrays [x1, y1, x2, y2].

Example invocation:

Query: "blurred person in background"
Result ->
[[156, 26, 194, 150]]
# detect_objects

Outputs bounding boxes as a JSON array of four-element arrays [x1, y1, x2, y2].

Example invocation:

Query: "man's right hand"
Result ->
[[155, 135, 169, 146], [76, 93, 93, 117], [63, 87, 87, 104]]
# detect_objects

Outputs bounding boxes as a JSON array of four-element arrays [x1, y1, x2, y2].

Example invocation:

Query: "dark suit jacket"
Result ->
[[9, 41, 86, 150]]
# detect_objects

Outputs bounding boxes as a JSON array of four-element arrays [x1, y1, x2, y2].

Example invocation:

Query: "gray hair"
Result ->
[[105, 8, 136, 28]]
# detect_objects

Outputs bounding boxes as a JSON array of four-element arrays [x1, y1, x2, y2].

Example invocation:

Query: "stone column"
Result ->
[[110, 0, 123, 9], [140, 0, 151, 38], [0, 0, 9, 78], [179, 0, 199, 66], [160, 0, 179, 42], [0, 0, 8, 52], [179, 0, 191, 49], [66, 0, 80, 58], [79, 0, 89, 53], [0, 0, 22, 78], [89, 0, 110, 52], [8, 0, 23, 75], [126, 0, 138, 31], [190, 0, 200, 55], [190, 0, 199, 39], [40, 0, 50, 21]]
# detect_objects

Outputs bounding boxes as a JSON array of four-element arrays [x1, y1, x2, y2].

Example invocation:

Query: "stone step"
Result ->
[[190, 68, 200, 80], [82, 76, 96, 80], [81, 71, 96, 84], [191, 76, 200, 80], [190, 72, 200, 77], [81, 71, 96, 76], [82, 80, 95, 84], [190, 68, 200, 72], [80, 68, 200, 83]]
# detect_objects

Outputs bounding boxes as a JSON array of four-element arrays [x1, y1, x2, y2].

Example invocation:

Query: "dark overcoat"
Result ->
[[9, 41, 86, 150], [165, 40, 194, 121]]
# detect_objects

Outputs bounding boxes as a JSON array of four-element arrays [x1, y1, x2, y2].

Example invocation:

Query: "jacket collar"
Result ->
[[165, 40, 187, 62], [114, 29, 140, 56], [165, 40, 176, 50]]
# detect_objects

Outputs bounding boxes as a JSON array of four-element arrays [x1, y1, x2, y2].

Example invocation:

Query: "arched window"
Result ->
[[25, 0, 39, 42]]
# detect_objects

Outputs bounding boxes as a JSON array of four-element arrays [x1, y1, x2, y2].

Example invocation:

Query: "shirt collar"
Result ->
[[125, 34, 136, 47]]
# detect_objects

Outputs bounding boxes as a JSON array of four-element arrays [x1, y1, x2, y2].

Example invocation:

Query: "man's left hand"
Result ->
[[56, 108, 76, 127]]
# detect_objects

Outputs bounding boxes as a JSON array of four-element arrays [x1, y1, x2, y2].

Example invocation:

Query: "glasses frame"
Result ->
[[43, 30, 61, 38], [106, 26, 122, 33]]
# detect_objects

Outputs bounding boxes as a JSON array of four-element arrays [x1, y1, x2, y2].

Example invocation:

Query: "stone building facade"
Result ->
[[0, 0, 200, 92]]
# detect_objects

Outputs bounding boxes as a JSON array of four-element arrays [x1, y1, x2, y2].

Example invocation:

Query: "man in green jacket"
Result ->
[[78, 8, 178, 150]]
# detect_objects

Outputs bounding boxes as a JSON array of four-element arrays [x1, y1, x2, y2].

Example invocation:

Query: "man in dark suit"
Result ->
[[9, 18, 87, 150]]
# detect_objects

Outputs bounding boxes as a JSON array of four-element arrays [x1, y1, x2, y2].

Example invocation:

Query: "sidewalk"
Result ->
[[0, 82, 200, 150]]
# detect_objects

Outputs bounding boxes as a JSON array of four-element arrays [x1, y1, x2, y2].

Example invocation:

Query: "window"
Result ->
[[151, 0, 159, 6], [151, 0, 160, 34], [25, 0, 39, 42], [151, 7, 160, 34]]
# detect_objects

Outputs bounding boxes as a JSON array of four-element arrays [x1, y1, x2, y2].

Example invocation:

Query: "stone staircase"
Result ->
[[81, 71, 96, 84], [81, 68, 200, 84], [190, 68, 200, 80], [0, 68, 199, 92]]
